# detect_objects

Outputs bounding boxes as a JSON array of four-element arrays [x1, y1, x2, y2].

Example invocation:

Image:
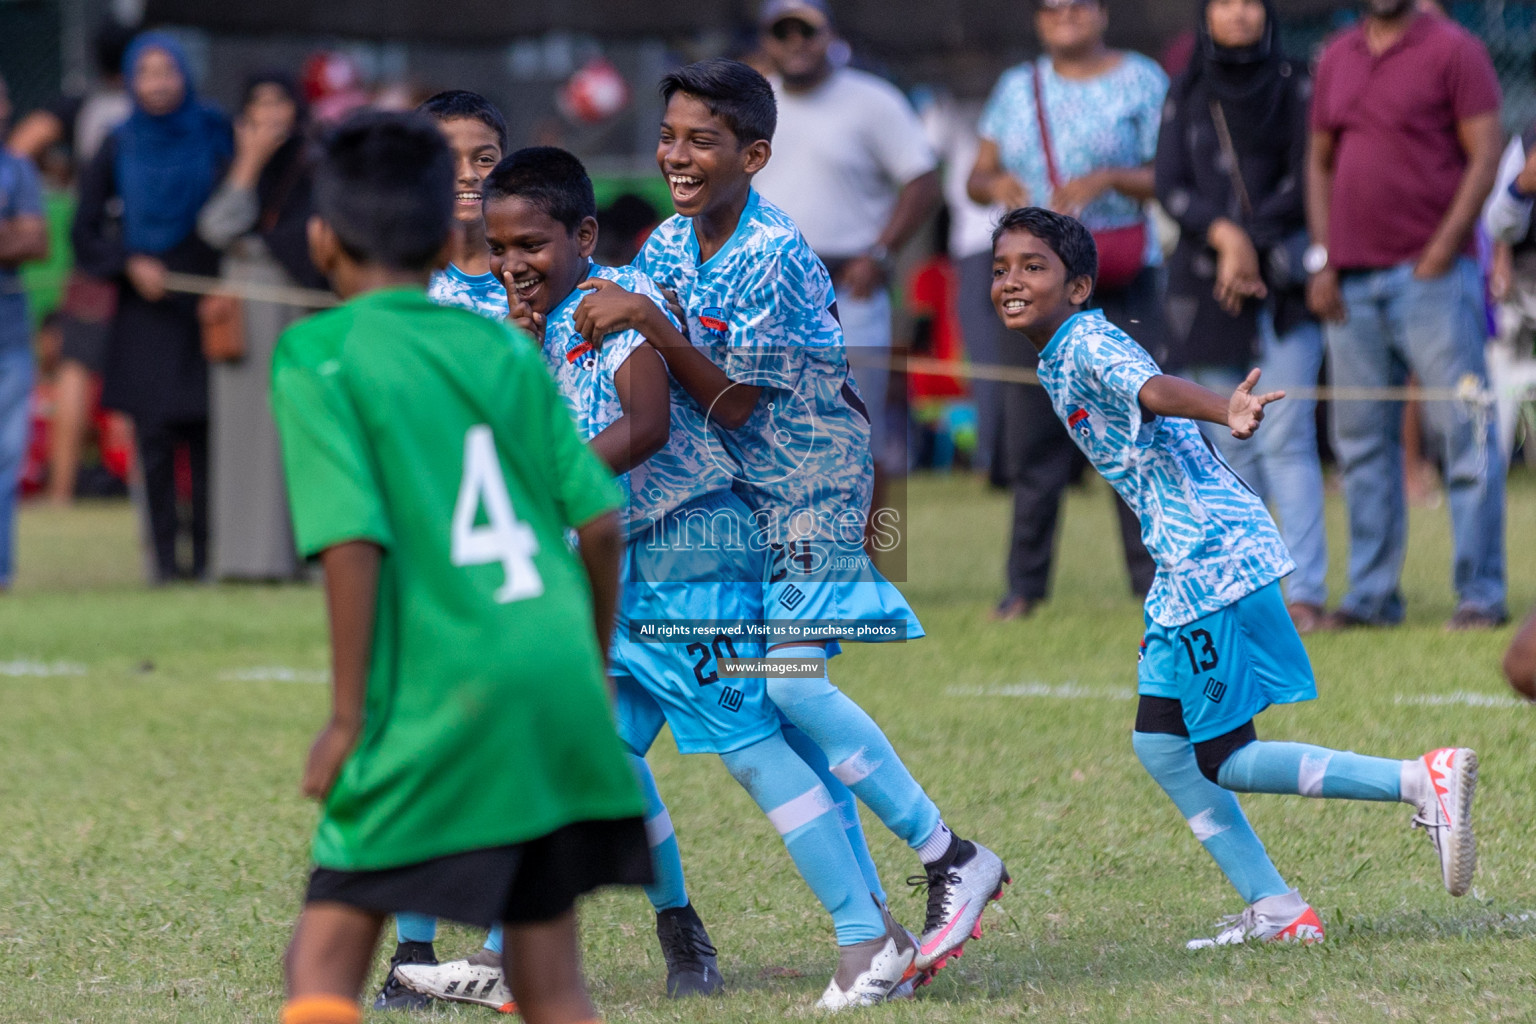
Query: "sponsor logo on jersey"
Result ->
[[1203, 677, 1227, 704], [699, 307, 729, 338]]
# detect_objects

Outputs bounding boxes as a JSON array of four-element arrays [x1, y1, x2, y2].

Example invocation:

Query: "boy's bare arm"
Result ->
[[573, 278, 762, 429], [575, 511, 623, 667], [305, 540, 382, 801], [1137, 369, 1284, 440], [591, 343, 671, 474]]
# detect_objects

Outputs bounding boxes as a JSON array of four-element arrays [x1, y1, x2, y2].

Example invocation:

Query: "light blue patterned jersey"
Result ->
[[428, 263, 509, 320], [979, 55, 1167, 266], [633, 189, 872, 548], [1036, 310, 1294, 626], [540, 262, 733, 537]]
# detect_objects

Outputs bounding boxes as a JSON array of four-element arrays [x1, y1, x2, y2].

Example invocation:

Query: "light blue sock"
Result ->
[[395, 913, 438, 945], [627, 750, 690, 912], [1133, 731, 1289, 904], [767, 645, 942, 852], [780, 722, 888, 903], [484, 924, 503, 955], [720, 734, 885, 945], [1217, 740, 1404, 802]]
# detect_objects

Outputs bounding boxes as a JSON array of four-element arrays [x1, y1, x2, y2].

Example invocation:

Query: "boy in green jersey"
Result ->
[[271, 112, 648, 1024]]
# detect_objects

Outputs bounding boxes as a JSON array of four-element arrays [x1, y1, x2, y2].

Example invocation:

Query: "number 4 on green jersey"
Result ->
[[452, 424, 544, 603]]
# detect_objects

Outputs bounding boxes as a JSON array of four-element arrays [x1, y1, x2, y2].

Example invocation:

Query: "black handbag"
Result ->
[[1209, 99, 1309, 291]]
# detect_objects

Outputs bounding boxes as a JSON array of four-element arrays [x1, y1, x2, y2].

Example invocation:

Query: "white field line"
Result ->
[[946, 684, 1531, 709], [944, 682, 1135, 701], [0, 660, 87, 677], [1393, 691, 1532, 709], [220, 667, 328, 684]]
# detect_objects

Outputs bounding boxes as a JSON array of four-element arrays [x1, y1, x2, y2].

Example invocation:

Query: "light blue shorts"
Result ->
[[1136, 581, 1318, 743], [764, 538, 925, 647], [611, 490, 780, 756]]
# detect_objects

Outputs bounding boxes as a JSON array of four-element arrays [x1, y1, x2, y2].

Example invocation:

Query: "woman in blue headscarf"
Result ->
[[72, 31, 232, 583]]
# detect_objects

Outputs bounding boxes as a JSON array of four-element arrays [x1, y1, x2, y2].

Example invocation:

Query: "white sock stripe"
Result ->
[[1298, 751, 1331, 798], [644, 809, 675, 847], [766, 786, 836, 836], [830, 748, 879, 785], [768, 644, 827, 660], [1187, 808, 1230, 842]]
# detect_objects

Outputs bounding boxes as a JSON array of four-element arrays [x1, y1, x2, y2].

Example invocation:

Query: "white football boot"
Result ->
[[910, 839, 1009, 974], [396, 950, 516, 1014], [816, 906, 918, 1010], [1408, 747, 1478, 896], [1186, 889, 1324, 950]]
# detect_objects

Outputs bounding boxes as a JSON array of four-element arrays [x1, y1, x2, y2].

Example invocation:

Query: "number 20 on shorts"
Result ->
[[451, 425, 545, 603]]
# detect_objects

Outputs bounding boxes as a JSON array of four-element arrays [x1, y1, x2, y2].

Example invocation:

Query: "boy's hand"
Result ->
[[573, 278, 651, 347], [507, 293, 546, 346], [302, 717, 360, 801], [658, 286, 689, 335], [1228, 368, 1285, 440]]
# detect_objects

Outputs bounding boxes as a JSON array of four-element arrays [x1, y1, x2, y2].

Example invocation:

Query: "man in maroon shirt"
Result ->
[[1306, 0, 1506, 631]]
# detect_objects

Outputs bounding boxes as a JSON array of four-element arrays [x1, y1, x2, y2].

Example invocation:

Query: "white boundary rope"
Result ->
[[167, 272, 1523, 409]]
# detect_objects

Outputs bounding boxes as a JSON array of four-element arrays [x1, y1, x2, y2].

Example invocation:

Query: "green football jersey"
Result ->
[[271, 286, 639, 871]]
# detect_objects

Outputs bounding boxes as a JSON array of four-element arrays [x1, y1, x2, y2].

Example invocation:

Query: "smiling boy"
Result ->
[[419, 91, 509, 319], [574, 59, 1007, 988], [398, 146, 920, 1011], [990, 206, 1479, 948]]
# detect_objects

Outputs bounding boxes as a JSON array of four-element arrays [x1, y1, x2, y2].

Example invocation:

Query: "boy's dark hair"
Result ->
[[313, 111, 454, 271], [483, 147, 597, 234], [417, 89, 509, 152], [659, 58, 776, 145], [992, 207, 1098, 291]]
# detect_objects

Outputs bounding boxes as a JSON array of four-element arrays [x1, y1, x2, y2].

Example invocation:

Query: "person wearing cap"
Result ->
[[967, 0, 1166, 622], [752, 0, 941, 538]]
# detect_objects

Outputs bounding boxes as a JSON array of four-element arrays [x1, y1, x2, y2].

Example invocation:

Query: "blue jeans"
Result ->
[[0, 343, 34, 587], [1187, 316, 1328, 608], [1324, 258, 1505, 622]]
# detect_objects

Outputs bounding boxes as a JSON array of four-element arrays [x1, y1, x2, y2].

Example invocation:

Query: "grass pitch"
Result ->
[[1, 473, 1534, 1023]]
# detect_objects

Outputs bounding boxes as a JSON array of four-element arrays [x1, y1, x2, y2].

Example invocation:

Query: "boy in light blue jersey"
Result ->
[[398, 146, 922, 1011], [991, 206, 1479, 948], [575, 58, 1007, 983], [420, 91, 509, 319]]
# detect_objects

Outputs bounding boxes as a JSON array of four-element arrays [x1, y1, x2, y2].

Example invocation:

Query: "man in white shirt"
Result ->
[[753, 0, 940, 510]]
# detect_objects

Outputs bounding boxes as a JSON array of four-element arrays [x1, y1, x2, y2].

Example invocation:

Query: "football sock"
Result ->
[[780, 721, 888, 903], [483, 924, 503, 956], [766, 645, 942, 851], [915, 821, 955, 866], [720, 734, 885, 945], [1217, 741, 1403, 802], [1133, 731, 1290, 904], [394, 914, 437, 946], [626, 751, 690, 912], [280, 995, 362, 1024]]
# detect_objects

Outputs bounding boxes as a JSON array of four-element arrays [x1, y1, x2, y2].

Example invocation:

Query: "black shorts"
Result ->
[[305, 816, 652, 928]]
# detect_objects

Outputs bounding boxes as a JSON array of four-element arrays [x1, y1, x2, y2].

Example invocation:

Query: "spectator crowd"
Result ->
[[0, 0, 1531, 653]]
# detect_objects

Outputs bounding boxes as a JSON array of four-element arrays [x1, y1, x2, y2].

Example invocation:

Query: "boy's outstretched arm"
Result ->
[[572, 278, 762, 429], [1137, 368, 1285, 440], [306, 540, 382, 801], [575, 510, 623, 668], [591, 343, 670, 474]]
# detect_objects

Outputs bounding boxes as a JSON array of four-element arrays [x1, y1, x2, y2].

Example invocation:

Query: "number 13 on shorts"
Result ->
[[451, 425, 544, 603]]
